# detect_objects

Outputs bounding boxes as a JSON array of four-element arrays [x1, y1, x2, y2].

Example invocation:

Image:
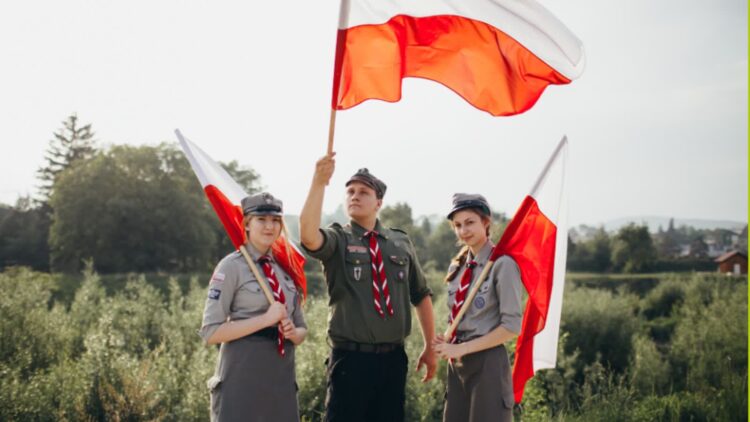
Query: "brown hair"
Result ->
[[444, 208, 491, 283]]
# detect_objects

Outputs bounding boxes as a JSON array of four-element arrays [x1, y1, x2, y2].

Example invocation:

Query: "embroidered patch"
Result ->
[[208, 288, 221, 300], [210, 272, 225, 284], [353, 266, 362, 281], [347, 245, 368, 254], [474, 296, 486, 309], [398, 270, 405, 280]]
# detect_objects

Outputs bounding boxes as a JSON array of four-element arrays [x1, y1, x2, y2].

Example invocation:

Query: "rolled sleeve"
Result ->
[[198, 259, 239, 344], [493, 256, 523, 335], [301, 227, 338, 262], [406, 239, 432, 306]]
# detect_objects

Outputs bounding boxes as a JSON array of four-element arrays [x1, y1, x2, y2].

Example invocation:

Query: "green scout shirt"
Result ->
[[303, 219, 431, 344]]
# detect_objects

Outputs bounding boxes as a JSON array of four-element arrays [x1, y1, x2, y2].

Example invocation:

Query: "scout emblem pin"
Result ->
[[398, 270, 405, 280], [353, 267, 362, 280]]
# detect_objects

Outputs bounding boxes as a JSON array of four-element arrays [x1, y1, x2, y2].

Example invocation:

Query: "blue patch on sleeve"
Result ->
[[208, 288, 221, 300]]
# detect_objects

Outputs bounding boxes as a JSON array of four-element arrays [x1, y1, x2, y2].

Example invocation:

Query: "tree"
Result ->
[[0, 196, 50, 270], [426, 220, 460, 272], [611, 223, 657, 273], [222, 160, 261, 195], [688, 237, 709, 258], [48, 143, 259, 273], [380, 202, 414, 230], [37, 114, 97, 201]]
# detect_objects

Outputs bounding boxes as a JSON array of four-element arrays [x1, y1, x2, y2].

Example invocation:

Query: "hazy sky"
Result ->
[[0, 0, 747, 226]]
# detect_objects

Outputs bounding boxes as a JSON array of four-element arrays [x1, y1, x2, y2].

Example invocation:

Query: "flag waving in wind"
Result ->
[[175, 129, 307, 298], [493, 137, 568, 402], [332, 0, 585, 116]]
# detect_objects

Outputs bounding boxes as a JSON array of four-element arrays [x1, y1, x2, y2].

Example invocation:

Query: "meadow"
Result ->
[[0, 267, 746, 421]]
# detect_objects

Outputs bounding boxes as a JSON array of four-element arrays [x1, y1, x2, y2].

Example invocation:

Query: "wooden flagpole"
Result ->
[[444, 259, 496, 339], [327, 109, 337, 154], [239, 245, 275, 304]]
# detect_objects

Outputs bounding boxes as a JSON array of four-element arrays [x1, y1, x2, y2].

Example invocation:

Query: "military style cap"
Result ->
[[346, 168, 387, 199], [447, 193, 491, 219], [242, 192, 283, 216]]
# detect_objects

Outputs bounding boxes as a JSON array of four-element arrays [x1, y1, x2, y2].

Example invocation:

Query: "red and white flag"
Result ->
[[493, 137, 568, 402], [332, 0, 585, 116], [175, 129, 307, 297]]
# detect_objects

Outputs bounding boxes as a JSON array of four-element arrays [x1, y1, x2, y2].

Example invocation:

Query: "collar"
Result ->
[[469, 241, 494, 265], [351, 219, 388, 240], [244, 243, 275, 264]]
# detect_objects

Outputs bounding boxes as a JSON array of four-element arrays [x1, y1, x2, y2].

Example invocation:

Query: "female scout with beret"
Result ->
[[199, 192, 307, 422], [432, 193, 523, 422]]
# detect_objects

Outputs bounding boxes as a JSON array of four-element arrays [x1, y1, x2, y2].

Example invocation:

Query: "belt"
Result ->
[[249, 327, 278, 341], [331, 340, 404, 354]]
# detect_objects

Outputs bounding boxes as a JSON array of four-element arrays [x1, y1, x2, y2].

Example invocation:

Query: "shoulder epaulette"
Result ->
[[390, 227, 408, 235]]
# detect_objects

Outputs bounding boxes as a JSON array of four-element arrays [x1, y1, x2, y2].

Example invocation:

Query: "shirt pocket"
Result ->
[[235, 280, 268, 311], [387, 254, 410, 283], [344, 254, 370, 283]]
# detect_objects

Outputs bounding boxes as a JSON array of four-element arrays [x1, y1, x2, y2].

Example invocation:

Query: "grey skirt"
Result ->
[[443, 345, 515, 422], [208, 335, 299, 422]]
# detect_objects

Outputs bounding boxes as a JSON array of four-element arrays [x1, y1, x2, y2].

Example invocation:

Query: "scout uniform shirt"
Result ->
[[304, 220, 431, 344], [447, 241, 523, 341], [199, 244, 306, 343]]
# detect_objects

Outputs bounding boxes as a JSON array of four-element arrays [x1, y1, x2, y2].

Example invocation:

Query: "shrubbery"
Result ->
[[0, 268, 746, 421]]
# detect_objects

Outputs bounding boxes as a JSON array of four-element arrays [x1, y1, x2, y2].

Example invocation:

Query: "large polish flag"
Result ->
[[332, 0, 585, 116], [492, 137, 568, 402], [175, 129, 307, 296]]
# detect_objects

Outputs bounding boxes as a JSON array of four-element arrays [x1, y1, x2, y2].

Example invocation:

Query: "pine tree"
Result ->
[[37, 114, 96, 200]]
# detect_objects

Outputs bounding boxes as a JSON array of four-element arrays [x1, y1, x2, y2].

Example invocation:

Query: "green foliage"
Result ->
[[562, 287, 640, 379], [0, 269, 745, 421], [568, 227, 612, 272], [611, 223, 657, 273], [48, 144, 227, 273], [0, 198, 50, 271], [37, 113, 97, 201]]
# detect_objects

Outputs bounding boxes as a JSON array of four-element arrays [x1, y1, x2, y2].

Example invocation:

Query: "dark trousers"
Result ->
[[324, 347, 408, 422]]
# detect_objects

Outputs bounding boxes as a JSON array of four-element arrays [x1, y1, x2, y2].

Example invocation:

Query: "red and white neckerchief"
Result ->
[[448, 258, 478, 343], [258, 255, 287, 357], [363, 230, 394, 318]]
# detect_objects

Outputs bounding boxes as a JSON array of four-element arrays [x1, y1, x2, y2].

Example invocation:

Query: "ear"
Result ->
[[376, 198, 383, 211]]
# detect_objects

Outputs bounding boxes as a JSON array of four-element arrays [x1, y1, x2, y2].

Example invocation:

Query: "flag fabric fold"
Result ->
[[493, 137, 568, 402], [332, 0, 585, 116], [175, 129, 307, 298]]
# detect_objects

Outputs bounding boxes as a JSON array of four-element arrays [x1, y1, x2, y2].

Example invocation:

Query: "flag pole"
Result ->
[[327, 109, 337, 154], [239, 245, 275, 304], [530, 136, 568, 197], [444, 259, 496, 339]]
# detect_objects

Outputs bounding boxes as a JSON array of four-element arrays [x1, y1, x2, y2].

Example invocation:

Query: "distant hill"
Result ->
[[603, 216, 747, 233]]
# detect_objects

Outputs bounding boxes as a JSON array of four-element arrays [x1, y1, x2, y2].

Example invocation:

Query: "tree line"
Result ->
[[1, 114, 744, 275]]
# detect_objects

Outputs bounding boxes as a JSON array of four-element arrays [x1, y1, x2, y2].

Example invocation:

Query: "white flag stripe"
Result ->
[[531, 137, 568, 372], [175, 129, 247, 204], [338, 0, 585, 80]]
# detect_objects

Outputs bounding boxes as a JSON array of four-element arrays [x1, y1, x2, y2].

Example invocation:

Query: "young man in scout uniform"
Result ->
[[300, 153, 437, 422]]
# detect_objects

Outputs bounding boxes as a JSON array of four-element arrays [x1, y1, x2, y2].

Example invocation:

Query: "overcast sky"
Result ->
[[0, 0, 746, 226]]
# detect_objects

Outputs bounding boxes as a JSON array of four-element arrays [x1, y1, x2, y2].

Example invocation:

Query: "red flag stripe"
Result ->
[[494, 195, 557, 403], [333, 14, 573, 116]]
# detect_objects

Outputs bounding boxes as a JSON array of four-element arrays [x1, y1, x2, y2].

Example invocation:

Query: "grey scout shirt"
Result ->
[[199, 244, 306, 344], [447, 241, 523, 341], [303, 220, 432, 345]]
